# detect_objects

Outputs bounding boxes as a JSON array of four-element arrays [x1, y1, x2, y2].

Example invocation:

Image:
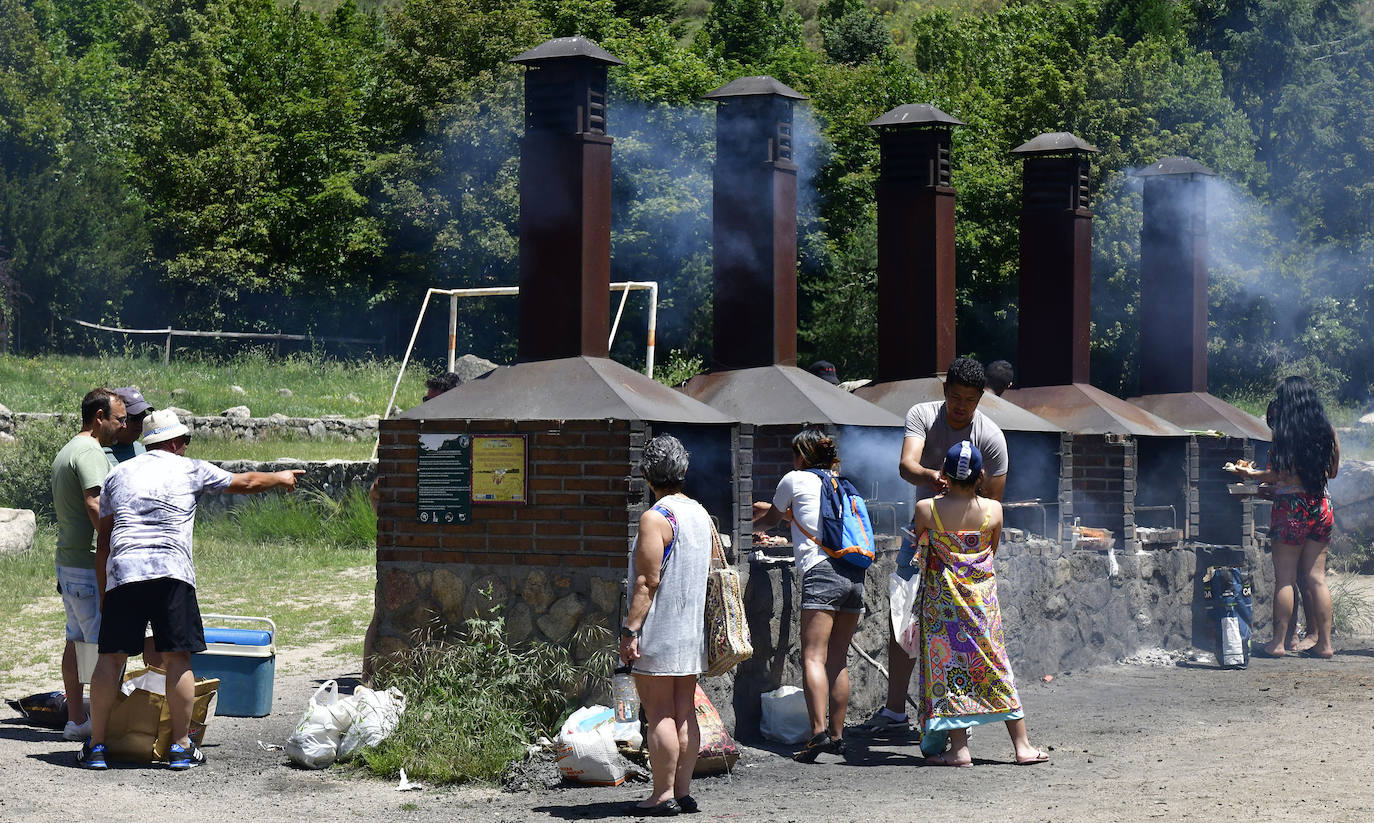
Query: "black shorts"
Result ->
[[98, 578, 207, 655]]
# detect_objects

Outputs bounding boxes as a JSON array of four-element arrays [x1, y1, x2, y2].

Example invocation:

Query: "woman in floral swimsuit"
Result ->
[[910, 441, 1047, 767], [1233, 376, 1340, 659]]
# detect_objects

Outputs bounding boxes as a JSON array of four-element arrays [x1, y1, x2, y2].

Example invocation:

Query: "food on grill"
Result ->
[[1222, 459, 1256, 473], [1074, 526, 1109, 539], [752, 532, 789, 548]]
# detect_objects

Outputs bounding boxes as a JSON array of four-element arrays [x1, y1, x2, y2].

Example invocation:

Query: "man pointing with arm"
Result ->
[[80, 409, 304, 770]]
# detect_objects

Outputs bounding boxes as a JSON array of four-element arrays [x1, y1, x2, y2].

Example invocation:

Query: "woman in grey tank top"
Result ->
[[619, 435, 711, 816]]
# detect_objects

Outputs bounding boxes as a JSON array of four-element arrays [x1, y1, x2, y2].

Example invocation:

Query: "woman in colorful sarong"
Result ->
[[1231, 376, 1339, 658], [912, 441, 1048, 767]]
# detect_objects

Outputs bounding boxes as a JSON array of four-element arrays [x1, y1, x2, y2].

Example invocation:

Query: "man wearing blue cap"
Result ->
[[855, 356, 1009, 737], [105, 387, 152, 466]]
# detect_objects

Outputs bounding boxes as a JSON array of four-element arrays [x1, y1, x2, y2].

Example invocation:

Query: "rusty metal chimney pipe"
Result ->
[[705, 77, 807, 370], [1136, 157, 1215, 395], [870, 104, 964, 381], [510, 38, 624, 362], [1012, 132, 1098, 389]]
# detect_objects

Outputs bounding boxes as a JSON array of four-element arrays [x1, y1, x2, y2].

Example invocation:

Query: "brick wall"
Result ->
[[1195, 436, 1257, 547], [1071, 434, 1137, 550], [376, 418, 643, 568], [372, 417, 748, 656]]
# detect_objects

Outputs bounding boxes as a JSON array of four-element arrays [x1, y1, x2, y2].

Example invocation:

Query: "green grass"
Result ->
[[0, 496, 377, 693], [191, 436, 376, 462], [0, 350, 433, 417]]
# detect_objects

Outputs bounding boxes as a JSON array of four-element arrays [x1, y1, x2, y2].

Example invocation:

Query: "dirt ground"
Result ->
[[3, 626, 1374, 823]]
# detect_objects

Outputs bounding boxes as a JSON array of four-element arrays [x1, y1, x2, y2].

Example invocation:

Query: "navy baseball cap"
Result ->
[[113, 387, 153, 416], [943, 440, 983, 481]]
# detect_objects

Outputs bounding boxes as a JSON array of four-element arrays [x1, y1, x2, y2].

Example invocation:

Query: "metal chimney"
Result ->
[[510, 37, 624, 362], [704, 76, 807, 370], [1136, 156, 1215, 395], [869, 104, 964, 381], [1012, 132, 1098, 388]]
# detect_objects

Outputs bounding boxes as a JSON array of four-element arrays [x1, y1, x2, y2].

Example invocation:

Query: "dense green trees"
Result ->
[[1, 0, 1372, 403]]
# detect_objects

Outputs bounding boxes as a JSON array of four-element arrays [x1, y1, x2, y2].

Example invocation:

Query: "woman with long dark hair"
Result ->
[[1233, 376, 1340, 658]]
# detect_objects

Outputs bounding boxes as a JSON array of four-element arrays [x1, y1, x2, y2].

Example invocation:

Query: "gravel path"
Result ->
[[4, 634, 1374, 823]]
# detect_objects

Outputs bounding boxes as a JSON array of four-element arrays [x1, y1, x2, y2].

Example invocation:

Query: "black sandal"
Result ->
[[792, 732, 831, 763], [630, 798, 680, 817]]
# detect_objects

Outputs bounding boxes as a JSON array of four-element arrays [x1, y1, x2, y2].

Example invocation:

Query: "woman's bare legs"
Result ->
[[824, 612, 861, 741], [1298, 540, 1334, 657], [671, 676, 700, 803], [799, 608, 836, 738], [1264, 542, 1303, 657], [636, 673, 697, 807]]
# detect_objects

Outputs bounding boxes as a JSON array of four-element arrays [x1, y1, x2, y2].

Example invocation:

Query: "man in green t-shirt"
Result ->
[[50, 388, 126, 741]]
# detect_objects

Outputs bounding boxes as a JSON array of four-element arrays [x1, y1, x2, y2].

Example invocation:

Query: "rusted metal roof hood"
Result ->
[[1135, 156, 1215, 177], [855, 378, 1064, 433], [1003, 383, 1187, 436], [681, 366, 903, 427], [510, 37, 625, 66], [401, 356, 733, 423], [867, 103, 964, 128], [703, 76, 807, 100], [1128, 392, 1271, 440]]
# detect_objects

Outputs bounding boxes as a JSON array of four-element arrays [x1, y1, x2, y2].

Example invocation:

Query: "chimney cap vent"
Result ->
[[704, 75, 807, 101], [510, 36, 624, 66], [1012, 131, 1098, 156], [868, 103, 964, 129], [1135, 155, 1215, 178]]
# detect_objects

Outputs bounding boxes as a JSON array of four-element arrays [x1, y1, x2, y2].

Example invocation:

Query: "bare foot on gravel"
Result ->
[[1289, 635, 1318, 653]]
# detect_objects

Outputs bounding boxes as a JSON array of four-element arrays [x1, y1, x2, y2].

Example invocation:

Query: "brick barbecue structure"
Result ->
[[1127, 157, 1270, 548], [371, 38, 739, 662]]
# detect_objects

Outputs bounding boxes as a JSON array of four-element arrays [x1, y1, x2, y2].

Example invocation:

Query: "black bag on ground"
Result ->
[[7, 691, 69, 729]]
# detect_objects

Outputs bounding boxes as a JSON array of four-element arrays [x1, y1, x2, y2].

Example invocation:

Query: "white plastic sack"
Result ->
[[556, 705, 627, 786], [759, 686, 810, 744], [890, 572, 923, 659], [338, 686, 407, 760], [285, 680, 357, 769]]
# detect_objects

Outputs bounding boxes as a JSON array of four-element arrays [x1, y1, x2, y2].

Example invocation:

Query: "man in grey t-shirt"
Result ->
[[856, 357, 1010, 737]]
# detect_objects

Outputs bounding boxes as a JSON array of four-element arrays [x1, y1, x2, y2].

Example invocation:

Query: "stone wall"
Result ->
[[5, 411, 379, 441], [198, 460, 375, 513], [720, 535, 1273, 740]]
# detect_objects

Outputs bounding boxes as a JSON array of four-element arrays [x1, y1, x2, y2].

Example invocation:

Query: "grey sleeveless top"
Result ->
[[629, 494, 711, 676]]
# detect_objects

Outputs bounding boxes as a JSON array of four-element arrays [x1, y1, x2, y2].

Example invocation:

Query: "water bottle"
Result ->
[[611, 665, 639, 723]]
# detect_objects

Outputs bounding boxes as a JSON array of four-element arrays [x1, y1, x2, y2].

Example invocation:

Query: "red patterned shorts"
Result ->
[[1270, 493, 1333, 545]]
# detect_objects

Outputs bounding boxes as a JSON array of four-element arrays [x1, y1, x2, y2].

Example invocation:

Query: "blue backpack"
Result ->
[[796, 469, 876, 568]]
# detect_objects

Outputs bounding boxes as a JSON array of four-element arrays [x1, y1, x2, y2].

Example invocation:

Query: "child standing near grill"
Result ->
[[911, 441, 1047, 767]]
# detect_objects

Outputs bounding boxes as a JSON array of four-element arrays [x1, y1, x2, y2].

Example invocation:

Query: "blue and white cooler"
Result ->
[[192, 614, 276, 717]]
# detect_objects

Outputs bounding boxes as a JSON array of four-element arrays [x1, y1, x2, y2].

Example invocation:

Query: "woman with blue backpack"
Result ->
[[752, 429, 875, 763]]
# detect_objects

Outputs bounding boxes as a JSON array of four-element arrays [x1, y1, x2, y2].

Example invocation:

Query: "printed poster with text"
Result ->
[[417, 433, 472, 524], [472, 435, 527, 504]]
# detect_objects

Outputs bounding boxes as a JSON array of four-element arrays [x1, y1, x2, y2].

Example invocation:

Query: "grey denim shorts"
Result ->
[[801, 556, 866, 614]]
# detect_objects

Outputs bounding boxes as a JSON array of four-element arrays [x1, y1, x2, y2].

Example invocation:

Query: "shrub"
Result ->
[[0, 418, 77, 519], [362, 605, 613, 784], [201, 485, 376, 549], [1330, 575, 1374, 637]]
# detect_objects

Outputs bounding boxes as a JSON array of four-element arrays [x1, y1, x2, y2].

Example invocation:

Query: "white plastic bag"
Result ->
[[285, 680, 356, 769], [759, 686, 810, 744], [338, 686, 407, 760], [890, 572, 923, 659], [555, 705, 627, 786]]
